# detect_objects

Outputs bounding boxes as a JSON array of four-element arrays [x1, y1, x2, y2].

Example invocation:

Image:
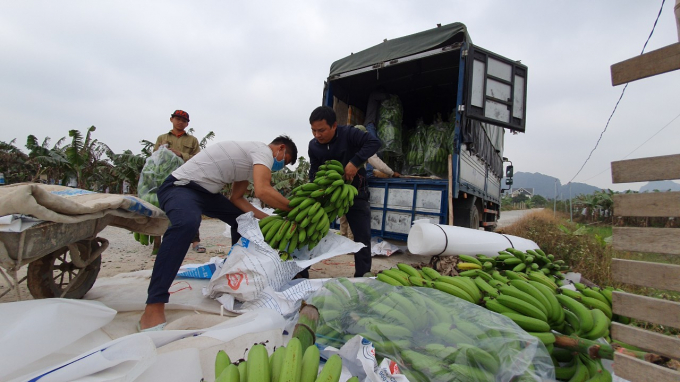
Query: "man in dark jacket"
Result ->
[[307, 106, 381, 277]]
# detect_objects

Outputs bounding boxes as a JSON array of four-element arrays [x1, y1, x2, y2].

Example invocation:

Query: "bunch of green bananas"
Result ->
[[212, 339, 357, 382], [133, 192, 160, 246], [375, 262, 629, 381], [422, 123, 450, 177], [259, 160, 357, 256], [312, 278, 547, 382], [455, 248, 571, 277]]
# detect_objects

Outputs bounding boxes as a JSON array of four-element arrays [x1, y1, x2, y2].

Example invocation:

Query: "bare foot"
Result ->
[[140, 303, 166, 330]]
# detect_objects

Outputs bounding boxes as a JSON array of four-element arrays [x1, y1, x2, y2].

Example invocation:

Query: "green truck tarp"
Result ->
[[329, 22, 471, 77]]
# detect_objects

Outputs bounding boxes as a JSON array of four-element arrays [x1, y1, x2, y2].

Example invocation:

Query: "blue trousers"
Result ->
[[146, 176, 244, 304]]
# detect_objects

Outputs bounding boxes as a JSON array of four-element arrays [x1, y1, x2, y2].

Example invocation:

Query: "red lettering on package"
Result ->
[[389, 361, 400, 374], [227, 272, 246, 290]]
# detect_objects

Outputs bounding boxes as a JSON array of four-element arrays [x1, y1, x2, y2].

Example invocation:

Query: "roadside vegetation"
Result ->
[[0, 127, 216, 193], [498, 209, 679, 336]]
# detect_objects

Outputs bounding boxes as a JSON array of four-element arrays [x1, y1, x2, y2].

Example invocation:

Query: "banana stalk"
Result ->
[[553, 334, 666, 363], [293, 302, 320, 351]]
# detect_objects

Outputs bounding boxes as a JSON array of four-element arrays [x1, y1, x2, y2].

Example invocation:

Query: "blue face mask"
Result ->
[[272, 149, 286, 172]]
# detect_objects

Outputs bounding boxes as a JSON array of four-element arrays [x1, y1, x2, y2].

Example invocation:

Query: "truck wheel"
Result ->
[[27, 244, 101, 299], [454, 205, 481, 229]]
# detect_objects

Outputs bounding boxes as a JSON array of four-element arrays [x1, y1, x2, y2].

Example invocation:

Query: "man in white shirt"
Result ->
[[139, 136, 297, 331]]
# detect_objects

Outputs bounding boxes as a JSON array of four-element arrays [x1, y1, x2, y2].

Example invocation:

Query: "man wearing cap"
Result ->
[[139, 135, 298, 331], [152, 110, 203, 253]]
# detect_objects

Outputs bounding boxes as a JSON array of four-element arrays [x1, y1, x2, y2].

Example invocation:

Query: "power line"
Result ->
[[580, 110, 680, 182], [568, 0, 666, 184]]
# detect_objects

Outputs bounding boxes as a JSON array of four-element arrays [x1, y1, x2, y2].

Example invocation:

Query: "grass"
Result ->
[[498, 209, 679, 337]]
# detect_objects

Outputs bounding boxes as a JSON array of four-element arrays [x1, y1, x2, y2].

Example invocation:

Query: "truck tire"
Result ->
[[454, 206, 480, 229], [453, 196, 481, 229], [27, 244, 101, 299]]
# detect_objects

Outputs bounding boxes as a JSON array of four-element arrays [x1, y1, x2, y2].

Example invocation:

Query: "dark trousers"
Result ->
[[146, 176, 244, 304], [295, 192, 372, 278], [345, 196, 372, 277]]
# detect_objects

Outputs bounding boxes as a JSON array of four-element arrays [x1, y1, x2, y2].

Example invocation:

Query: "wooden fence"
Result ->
[[609, 154, 680, 382]]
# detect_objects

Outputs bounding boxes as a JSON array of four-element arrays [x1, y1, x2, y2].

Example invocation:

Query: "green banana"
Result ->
[[473, 277, 500, 297], [457, 254, 483, 266], [246, 344, 270, 382], [421, 267, 441, 280], [563, 309, 582, 335], [273, 220, 291, 243], [580, 296, 613, 320], [501, 312, 551, 332], [270, 346, 287, 382], [259, 214, 282, 228], [216, 364, 240, 382], [381, 269, 410, 286], [496, 294, 548, 322], [556, 294, 594, 334], [582, 308, 610, 340], [527, 280, 562, 323], [498, 285, 548, 316], [299, 345, 320, 382], [438, 276, 481, 303], [215, 350, 232, 379], [314, 354, 342, 382], [433, 281, 475, 303], [238, 361, 247, 382], [278, 338, 302, 382], [337, 278, 359, 305], [483, 298, 517, 315], [506, 281, 551, 318], [396, 263, 420, 278], [528, 331, 556, 346], [265, 219, 285, 242]]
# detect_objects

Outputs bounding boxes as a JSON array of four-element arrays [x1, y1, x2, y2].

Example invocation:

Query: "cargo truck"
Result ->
[[322, 22, 527, 241]]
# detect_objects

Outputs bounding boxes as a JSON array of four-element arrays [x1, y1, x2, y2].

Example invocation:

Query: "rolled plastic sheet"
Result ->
[[407, 221, 539, 257]]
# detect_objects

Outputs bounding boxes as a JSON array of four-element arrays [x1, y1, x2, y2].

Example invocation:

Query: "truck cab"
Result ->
[[323, 23, 527, 240]]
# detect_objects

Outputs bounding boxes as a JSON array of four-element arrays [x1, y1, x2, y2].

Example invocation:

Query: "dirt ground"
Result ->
[[0, 218, 428, 303], [0, 209, 540, 303]]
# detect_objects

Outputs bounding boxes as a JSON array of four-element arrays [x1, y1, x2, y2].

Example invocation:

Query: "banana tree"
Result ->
[[0, 139, 34, 184], [64, 126, 112, 189], [25, 135, 69, 183], [107, 149, 147, 194]]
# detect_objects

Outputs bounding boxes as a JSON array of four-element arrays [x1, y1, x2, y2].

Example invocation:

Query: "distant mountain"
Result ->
[[505, 172, 601, 199], [639, 180, 680, 192]]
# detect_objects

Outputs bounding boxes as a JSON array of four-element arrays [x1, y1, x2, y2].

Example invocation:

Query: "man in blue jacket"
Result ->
[[306, 106, 381, 277]]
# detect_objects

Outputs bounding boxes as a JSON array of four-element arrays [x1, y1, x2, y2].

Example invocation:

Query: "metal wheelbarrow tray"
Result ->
[[0, 215, 115, 300]]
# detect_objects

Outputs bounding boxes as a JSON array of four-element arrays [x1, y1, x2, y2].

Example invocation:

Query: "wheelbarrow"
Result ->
[[0, 215, 115, 300]]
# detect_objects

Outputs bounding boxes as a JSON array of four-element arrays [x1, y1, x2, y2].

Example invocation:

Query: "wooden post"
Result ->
[[676, 0, 680, 41], [448, 154, 454, 225]]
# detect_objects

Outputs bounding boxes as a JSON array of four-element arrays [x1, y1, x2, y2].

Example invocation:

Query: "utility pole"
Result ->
[[569, 182, 573, 221], [554, 180, 557, 217]]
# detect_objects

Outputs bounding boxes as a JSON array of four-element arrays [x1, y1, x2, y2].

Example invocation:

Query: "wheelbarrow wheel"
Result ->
[[27, 243, 101, 299]]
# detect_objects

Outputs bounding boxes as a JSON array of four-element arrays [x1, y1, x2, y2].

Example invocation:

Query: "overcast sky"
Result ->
[[1, 1, 678, 192]]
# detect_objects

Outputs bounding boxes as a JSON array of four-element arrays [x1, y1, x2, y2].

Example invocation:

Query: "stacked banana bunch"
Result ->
[[133, 193, 160, 246], [375, 259, 624, 381], [259, 160, 357, 259], [213, 339, 357, 382], [312, 278, 550, 382], [455, 248, 571, 277]]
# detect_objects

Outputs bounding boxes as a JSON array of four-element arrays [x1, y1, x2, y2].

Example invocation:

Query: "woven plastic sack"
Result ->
[[137, 146, 184, 207], [377, 95, 403, 155], [312, 279, 554, 382]]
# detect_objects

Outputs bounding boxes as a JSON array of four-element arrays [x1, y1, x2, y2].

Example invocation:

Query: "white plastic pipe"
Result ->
[[407, 222, 540, 257]]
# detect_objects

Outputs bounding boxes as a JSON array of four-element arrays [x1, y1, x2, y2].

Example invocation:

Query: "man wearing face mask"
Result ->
[[139, 136, 297, 331]]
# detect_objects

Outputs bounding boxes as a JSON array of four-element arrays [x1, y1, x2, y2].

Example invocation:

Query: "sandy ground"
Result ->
[[0, 209, 538, 303]]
